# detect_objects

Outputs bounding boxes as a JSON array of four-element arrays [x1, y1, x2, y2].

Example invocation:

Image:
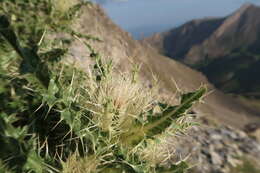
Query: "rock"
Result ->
[[209, 145, 223, 165], [173, 124, 260, 173], [210, 151, 223, 165], [221, 167, 230, 173], [236, 130, 247, 139], [213, 141, 224, 150], [220, 128, 238, 139], [227, 155, 242, 167], [211, 133, 223, 141], [251, 129, 260, 142], [244, 122, 260, 133]]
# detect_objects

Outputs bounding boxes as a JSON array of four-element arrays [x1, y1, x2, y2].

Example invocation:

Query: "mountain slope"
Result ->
[[67, 3, 260, 129], [143, 17, 225, 63], [143, 4, 260, 97]]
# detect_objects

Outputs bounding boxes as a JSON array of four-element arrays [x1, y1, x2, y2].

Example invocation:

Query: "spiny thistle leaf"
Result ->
[[120, 87, 206, 147], [23, 150, 45, 173], [0, 15, 50, 88], [144, 87, 206, 136], [0, 113, 46, 172], [0, 15, 25, 58]]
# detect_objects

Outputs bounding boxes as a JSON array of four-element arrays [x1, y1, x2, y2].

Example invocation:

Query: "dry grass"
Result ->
[[54, 0, 79, 12], [81, 62, 158, 136], [62, 153, 100, 173]]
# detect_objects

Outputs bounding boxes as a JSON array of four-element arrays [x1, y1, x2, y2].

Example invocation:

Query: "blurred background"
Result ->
[[93, 0, 260, 39]]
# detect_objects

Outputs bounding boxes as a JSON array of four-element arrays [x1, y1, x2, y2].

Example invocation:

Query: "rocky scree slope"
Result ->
[[175, 124, 260, 173]]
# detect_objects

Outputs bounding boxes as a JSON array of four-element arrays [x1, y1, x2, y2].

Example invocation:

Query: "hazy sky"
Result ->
[[95, 0, 260, 39]]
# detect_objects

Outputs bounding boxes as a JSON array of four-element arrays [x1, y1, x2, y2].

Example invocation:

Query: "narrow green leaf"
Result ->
[[61, 109, 74, 126], [0, 15, 50, 88], [23, 151, 45, 173], [120, 87, 206, 147], [144, 87, 206, 136], [156, 161, 189, 173]]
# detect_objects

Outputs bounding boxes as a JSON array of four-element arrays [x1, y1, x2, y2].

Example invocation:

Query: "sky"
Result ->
[[94, 0, 260, 39]]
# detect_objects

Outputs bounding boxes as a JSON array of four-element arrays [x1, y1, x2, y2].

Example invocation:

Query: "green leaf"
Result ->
[[61, 109, 74, 127], [144, 87, 206, 137], [156, 161, 189, 173], [23, 150, 45, 173], [0, 15, 24, 57], [42, 78, 59, 107], [48, 78, 59, 96], [120, 87, 206, 147], [0, 15, 50, 88]]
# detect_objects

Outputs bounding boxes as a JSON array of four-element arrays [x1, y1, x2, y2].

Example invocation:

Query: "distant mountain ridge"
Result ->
[[143, 3, 260, 96]]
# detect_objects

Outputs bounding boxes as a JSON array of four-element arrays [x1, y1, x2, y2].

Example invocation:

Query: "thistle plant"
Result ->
[[0, 0, 206, 172]]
